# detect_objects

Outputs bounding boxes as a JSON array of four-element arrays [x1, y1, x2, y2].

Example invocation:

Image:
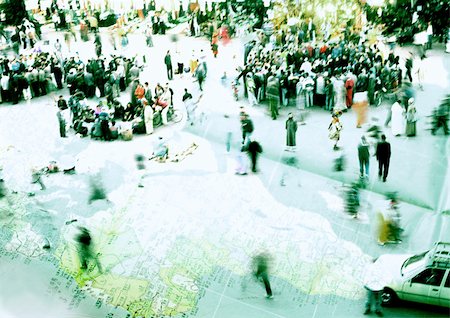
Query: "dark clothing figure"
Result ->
[[75, 227, 102, 273], [247, 141, 262, 173], [252, 254, 273, 298], [285, 116, 298, 148], [164, 52, 173, 80], [376, 138, 391, 182], [405, 57, 413, 83], [241, 117, 254, 147]]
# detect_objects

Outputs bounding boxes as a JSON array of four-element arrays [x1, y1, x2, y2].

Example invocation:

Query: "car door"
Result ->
[[402, 268, 446, 305], [440, 270, 450, 307]]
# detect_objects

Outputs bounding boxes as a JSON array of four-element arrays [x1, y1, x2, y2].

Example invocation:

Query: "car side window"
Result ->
[[412, 268, 446, 286], [445, 272, 450, 288]]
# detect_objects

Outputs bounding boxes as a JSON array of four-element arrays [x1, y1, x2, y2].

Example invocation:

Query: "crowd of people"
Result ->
[[237, 34, 406, 121]]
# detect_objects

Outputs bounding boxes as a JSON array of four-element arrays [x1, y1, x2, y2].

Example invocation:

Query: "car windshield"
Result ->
[[401, 251, 428, 275]]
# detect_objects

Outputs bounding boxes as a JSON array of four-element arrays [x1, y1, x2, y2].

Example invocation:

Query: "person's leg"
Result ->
[[365, 160, 369, 177], [383, 160, 389, 181], [251, 154, 257, 172], [262, 275, 272, 297], [60, 124, 66, 137], [359, 159, 364, 177], [378, 160, 383, 179]]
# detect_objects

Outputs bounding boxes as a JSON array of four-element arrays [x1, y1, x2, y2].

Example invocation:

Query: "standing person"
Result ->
[[285, 113, 298, 152], [325, 78, 334, 111], [405, 98, 417, 137], [75, 227, 103, 273], [182, 88, 195, 125], [358, 136, 370, 178], [57, 109, 67, 138], [426, 22, 433, 50], [376, 134, 391, 182], [164, 50, 173, 80], [145, 25, 154, 47], [391, 99, 405, 136], [143, 102, 154, 135], [328, 115, 343, 150], [252, 253, 273, 299], [247, 140, 263, 173], [363, 260, 384, 316], [267, 75, 279, 120], [211, 31, 219, 58], [345, 76, 355, 108]]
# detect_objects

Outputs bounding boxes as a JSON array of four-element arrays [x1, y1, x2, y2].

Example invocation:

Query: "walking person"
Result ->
[[247, 140, 263, 173], [363, 259, 385, 316], [285, 113, 298, 152], [164, 50, 173, 80], [252, 253, 273, 299], [75, 227, 103, 273], [405, 54, 413, 83], [240, 113, 254, 149], [376, 134, 391, 182], [358, 136, 370, 179], [328, 115, 343, 150]]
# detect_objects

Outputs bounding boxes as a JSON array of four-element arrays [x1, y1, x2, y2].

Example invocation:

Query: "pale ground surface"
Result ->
[[0, 21, 449, 318]]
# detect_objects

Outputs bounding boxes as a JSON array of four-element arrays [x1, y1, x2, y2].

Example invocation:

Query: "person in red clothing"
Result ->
[[211, 32, 219, 58], [345, 77, 354, 108]]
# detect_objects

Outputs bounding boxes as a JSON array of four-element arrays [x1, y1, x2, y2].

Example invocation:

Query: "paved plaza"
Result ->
[[0, 21, 449, 318]]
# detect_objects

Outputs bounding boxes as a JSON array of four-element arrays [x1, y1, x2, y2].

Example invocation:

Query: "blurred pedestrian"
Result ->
[[75, 227, 103, 273], [252, 253, 273, 299], [247, 140, 263, 173], [358, 136, 370, 178], [240, 113, 254, 149], [391, 100, 405, 136], [376, 134, 391, 182], [363, 259, 384, 316], [285, 112, 298, 152]]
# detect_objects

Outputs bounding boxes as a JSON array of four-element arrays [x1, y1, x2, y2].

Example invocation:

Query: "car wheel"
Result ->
[[381, 288, 397, 306]]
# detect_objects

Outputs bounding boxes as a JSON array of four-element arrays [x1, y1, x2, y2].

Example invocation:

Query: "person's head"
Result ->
[[59, 95, 63, 99], [144, 82, 149, 87], [111, 120, 116, 126], [361, 135, 366, 143], [288, 112, 293, 119], [381, 134, 386, 141]]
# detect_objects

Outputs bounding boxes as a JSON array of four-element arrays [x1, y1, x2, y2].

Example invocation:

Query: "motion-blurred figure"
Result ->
[[345, 182, 360, 218], [75, 227, 102, 273], [252, 253, 273, 299], [431, 94, 449, 135], [247, 140, 263, 173], [363, 259, 384, 316]]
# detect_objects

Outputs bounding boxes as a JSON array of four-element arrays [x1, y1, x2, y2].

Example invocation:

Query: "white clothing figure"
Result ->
[[391, 101, 405, 136], [144, 104, 154, 134]]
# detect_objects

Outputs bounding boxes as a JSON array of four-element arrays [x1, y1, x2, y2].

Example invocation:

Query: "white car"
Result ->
[[375, 242, 450, 308]]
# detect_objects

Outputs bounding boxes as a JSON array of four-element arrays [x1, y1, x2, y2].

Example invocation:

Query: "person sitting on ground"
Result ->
[[151, 136, 169, 161], [110, 120, 119, 140]]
